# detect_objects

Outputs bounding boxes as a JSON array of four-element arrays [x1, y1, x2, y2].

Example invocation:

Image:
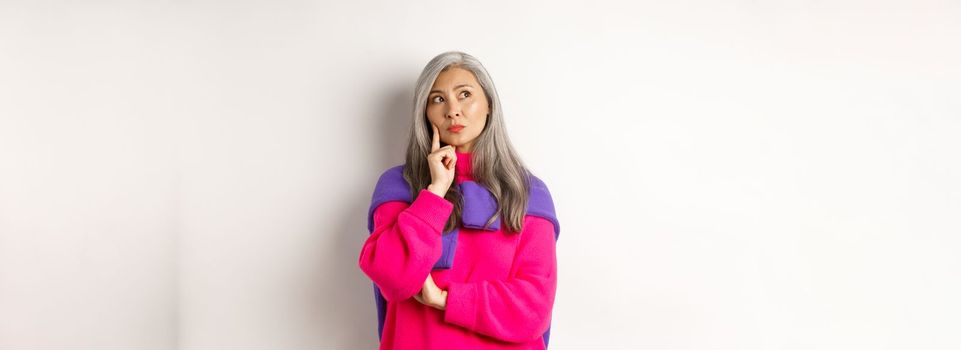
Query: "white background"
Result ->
[[1, 1, 959, 349]]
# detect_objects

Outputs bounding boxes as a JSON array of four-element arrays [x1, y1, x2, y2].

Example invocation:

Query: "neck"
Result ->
[[454, 150, 473, 183], [455, 141, 474, 154]]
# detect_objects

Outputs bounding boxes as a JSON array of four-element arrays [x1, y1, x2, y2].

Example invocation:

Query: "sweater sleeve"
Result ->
[[443, 215, 558, 343], [358, 189, 454, 302]]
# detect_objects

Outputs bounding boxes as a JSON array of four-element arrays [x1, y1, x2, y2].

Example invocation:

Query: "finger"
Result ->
[[447, 147, 457, 168], [431, 124, 440, 152], [445, 146, 457, 162], [425, 274, 438, 291]]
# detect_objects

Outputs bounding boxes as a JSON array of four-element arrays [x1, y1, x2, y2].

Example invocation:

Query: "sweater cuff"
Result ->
[[407, 189, 454, 234], [444, 281, 477, 329]]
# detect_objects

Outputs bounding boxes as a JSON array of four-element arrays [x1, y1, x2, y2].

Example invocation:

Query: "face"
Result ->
[[426, 66, 489, 153]]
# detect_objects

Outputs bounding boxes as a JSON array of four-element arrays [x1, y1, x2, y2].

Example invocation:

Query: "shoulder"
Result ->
[[372, 164, 408, 195], [370, 164, 412, 208], [376, 164, 405, 184], [526, 172, 556, 214], [367, 164, 412, 231], [525, 172, 561, 240], [527, 173, 551, 195]]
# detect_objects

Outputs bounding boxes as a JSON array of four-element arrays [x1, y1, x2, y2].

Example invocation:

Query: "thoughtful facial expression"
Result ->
[[425, 67, 489, 153]]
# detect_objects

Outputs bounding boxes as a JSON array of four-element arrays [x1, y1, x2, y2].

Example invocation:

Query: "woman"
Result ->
[[359, 51, 560, 350]]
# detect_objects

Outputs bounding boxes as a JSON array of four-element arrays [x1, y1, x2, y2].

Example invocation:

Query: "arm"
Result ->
[[443, 216, 558, 343], [358, 189, 453, 302]]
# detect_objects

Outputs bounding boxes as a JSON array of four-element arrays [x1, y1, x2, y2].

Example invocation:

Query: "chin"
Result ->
[[444, 136, 463, 144]]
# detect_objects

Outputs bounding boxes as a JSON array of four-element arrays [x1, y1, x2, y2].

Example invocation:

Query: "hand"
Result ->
[[412, 273, 447, 310], [427, 123, 456, 197]]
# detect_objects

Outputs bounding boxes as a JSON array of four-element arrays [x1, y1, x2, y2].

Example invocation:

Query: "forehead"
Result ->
[[431, 67, 479, 89]]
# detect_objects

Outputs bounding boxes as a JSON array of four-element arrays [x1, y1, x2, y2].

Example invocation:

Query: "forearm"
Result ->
[[359, 189, 453, 301], [442, 216, 558, 343]]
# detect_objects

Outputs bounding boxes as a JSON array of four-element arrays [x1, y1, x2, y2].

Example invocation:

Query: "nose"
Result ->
[[445, 100, 461, 119]]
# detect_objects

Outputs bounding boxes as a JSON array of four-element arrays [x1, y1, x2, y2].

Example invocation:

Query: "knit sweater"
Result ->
[[358, 151, 559, 349]]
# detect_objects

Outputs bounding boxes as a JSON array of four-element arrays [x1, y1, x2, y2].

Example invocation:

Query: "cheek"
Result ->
[[425, 106, 442, 121], [465, 100, 488, 118]]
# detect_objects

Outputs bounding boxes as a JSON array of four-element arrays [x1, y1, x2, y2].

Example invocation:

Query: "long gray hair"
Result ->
[[403, 51, 531, 234]]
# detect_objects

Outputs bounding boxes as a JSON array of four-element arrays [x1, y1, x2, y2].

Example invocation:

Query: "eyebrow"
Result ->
[[429, 84, 474, 95]]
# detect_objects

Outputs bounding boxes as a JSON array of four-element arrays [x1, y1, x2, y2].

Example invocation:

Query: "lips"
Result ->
[[447, 125, 465, 132]]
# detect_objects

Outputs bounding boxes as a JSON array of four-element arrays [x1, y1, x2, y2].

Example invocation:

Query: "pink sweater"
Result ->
[[358, 151, 558, 349]]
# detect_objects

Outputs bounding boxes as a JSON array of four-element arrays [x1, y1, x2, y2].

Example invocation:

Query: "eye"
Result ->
[[431, 95, 444, 103], [460, 91, 471, 98]]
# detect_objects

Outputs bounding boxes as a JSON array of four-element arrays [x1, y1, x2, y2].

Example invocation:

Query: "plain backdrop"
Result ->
[[1, 1, 959, 349]]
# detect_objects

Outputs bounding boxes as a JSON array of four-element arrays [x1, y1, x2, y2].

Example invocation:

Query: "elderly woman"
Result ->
[[359, 51, 560, 349]]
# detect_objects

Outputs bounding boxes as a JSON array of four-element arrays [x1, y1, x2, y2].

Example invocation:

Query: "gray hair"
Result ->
[[403, 51, 531, 234]]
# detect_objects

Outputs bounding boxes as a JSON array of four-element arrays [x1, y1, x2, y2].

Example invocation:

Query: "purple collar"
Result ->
[[367, 165, 560, 269]]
